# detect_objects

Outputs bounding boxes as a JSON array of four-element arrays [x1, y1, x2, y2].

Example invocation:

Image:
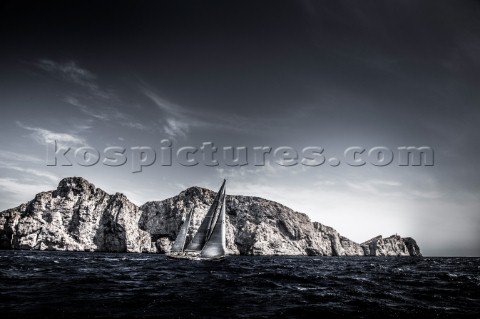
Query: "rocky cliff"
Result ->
[[0, 177, 421, 256], [0, 177, 151, 252]]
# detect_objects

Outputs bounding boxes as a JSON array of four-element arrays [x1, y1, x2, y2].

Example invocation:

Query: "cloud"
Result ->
[[143, 89, 183, 117], [40, 61, 149, 132], [36, 59, 115, 101], [142, 89, 243, 137], [17, 122, 87, 147], [341, 177, 442, 200], [121, 122, 148, 130], [216, 161, 284, 180], [0, 161, 59, 183], [37, 59, 133, 121], [0, 177, 57, 206], [344, 179, 404, 197], [37, 60, 150, 133], [142, 89, 193, 138], [142, 88, 294, 138], [37, 59, 98, 91], [64, 96, 149, 131], [0, 150, 43, 164], [64, 96, 110, 121], [51, 76, 293, 139], [36, 59, 152, 133], [164, 118, 189, 137]]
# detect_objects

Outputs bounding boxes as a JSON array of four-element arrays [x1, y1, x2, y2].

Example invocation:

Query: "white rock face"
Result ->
[[139, 186, 421, 256], [0, 177, 152, 252], [0, 177, 421, 256], [360, 235, 421, 256]]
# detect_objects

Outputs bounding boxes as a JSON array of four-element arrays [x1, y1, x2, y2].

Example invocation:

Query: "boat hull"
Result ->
[[166, 252, 225, 261]]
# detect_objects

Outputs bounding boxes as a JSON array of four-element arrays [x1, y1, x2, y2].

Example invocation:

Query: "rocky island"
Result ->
[[0, 177, 421, 256]]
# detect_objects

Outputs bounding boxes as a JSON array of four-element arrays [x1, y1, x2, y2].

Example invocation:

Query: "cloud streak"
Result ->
[[0, 161, 59, 183], [142, 89, 195, 137], [37, 60, 149, 132], [64, 96, 149, 131], [37, 61, 294, 139], [37, 59, 99, 92], [17, 122, 88, 147], [0, 177, 56, 205], [0, 150, 43, 164], [142, 88, 291, 138]]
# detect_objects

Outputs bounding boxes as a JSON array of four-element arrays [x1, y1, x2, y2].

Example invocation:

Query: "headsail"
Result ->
[[185, 179, 226, 252], [201, 187, 226, 258], [170, 208, 193, 253]]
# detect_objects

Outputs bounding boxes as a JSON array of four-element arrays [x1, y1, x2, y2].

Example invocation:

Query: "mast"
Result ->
[[170, 208, 193, 253], [201, 185, 227, 258], [185, 179, 226, 252]]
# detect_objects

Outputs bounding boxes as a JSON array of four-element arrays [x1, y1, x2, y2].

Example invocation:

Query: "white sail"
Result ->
[[200, 189, 226, 258], [185, 180, 226, 252], [170, 208, 193, 253]]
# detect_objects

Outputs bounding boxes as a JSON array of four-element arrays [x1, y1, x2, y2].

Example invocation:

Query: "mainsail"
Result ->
[[170, 208, 193, 253], [185, 179, 226, 252], [200, 189, 226, 258]]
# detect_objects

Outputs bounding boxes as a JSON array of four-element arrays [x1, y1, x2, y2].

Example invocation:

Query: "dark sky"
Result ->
[[1, 0, 479, 256]]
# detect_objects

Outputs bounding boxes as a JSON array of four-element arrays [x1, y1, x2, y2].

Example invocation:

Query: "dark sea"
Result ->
[[0, 251, 478, 319]]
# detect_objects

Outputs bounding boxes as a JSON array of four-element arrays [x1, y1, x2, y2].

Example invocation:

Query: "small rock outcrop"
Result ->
[[0, 177, 421, 256], [360, 235, 421, 256]]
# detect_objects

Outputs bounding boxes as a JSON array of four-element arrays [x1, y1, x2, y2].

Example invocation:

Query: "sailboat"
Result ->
[[166, 179, 227, 260]]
